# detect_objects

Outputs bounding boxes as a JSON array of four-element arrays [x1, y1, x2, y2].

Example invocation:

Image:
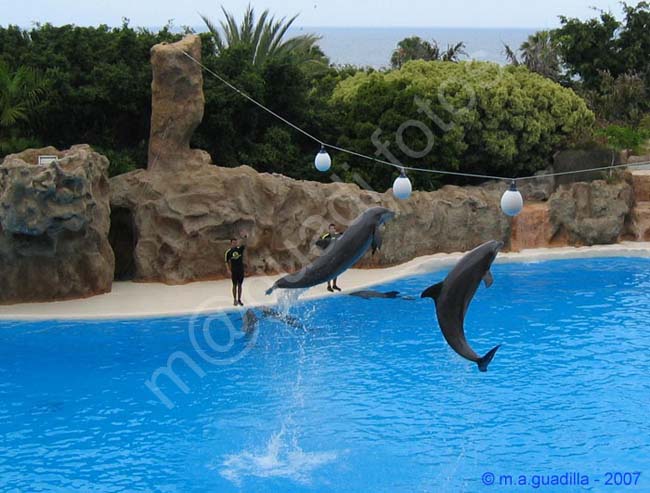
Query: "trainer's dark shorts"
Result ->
[[231, 269, 244, 285]]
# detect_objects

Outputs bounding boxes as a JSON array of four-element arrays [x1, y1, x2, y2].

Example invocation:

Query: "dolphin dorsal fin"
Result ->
[[421, 282, 444, 301]]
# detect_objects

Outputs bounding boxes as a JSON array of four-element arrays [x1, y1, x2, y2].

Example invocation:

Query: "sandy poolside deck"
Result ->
[[1, 242, 649, 321]]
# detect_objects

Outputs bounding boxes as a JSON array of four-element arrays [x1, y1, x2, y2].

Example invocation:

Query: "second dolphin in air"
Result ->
[[421, 240, 503, 372], [266, 207, 395, 295]]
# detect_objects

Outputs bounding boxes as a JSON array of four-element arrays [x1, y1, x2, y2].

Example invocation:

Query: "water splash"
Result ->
[[276, 288, 308, 317], [219, 426, 338, 486]]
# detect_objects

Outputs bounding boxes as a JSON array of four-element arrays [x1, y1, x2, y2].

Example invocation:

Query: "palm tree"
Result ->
[[0, 62, 48, 156], [441, 41, 467, 62], [503, 43, 520, 66], [200, 5, 326, 68], [390, 37, 466, 68], [505, 31, 561, 81]]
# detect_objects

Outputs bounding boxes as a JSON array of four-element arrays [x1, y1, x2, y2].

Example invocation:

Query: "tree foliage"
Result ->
[[0, 14, 603, 188], [553, 1, 650, 91], [0, 17, 339, 180], [192, 35, 353, 181], [200, 5, 327, 68], [506, 3, 650, 125], [0, 62, 50, 154], [390, 37, 466, 69], [0, 21, 182, 173], [332, 60, 594, 190], [505, 31, 562, 82]]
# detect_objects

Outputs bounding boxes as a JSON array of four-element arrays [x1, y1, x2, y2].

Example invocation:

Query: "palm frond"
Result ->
[[0, 62, 49, 131], [268, 13, 299, 55], [503, 43, 520, 65], [200, 13, 225, 52], [201, 6, 324, 68], [220, 6, 241, 46], [251, 9, 270, 63]]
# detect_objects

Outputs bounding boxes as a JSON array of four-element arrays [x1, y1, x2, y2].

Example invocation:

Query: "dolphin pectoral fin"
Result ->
[[477, 344, 501, 372], [371, 226, 382, 255], [421, 282, 444, 301], [483, 270, 494, 288], [265, 286, 275, 295], [384, 291, 400, 298]]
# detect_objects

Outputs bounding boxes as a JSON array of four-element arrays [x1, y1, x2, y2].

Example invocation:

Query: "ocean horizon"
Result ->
[[292, 26, 538, 67], [191, 25, 539, 67]]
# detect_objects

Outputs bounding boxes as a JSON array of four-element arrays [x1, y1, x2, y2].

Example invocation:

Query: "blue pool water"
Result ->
[[1, 257, 650, 492]]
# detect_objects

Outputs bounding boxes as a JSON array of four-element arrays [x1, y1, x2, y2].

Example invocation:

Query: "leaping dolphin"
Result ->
[[266, 207, 395, 295], [421, 240, 503, 372]]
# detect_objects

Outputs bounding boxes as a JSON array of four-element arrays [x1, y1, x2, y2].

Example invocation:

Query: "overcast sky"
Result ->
[[2, 0, 624, 28]]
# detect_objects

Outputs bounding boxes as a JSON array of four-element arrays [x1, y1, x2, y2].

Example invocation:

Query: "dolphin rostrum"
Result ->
[[421, 240, 503, 372], [265, 207, 395, 295]]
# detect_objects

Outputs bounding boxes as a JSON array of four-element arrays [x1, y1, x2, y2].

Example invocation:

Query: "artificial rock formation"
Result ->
[[510, 202, 554, 251], [0, 145, 114, 303], [548, 179, 634, 245], [148, 35, 211, 171], [110, 165, 511, 283], [628, 170, 650, 240], [518, 168, 555, 201]]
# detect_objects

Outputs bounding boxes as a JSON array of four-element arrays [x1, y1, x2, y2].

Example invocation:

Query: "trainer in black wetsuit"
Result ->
[[319, 223, 342, 292], [225, 236, 247, 306]]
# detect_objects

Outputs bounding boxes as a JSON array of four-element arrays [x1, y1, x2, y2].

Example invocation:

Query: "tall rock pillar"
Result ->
[[147, 35, 211, 171]]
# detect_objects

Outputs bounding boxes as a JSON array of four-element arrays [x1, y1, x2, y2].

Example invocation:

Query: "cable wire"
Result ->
[[180, 49, 650, 184]]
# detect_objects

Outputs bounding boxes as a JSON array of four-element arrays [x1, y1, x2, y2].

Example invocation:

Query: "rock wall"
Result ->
[[548, 179, 634, 245], [110, 165, 512, 283], [510, 202, 554, 251], [0, 145, 114, 303]]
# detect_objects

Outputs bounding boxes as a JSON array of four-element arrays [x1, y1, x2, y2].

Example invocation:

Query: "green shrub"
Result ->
[[639, 114, 650, 131], [332, 60, 595, 190], [95, 145, 145, 177], [595, 124, 650, 154], [0, 22, 181, 165]]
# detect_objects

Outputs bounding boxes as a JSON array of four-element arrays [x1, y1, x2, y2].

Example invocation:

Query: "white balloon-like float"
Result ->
[[500, 180, 524, 217], [314, 146, 332, 172], [392, 169, 412, 200]]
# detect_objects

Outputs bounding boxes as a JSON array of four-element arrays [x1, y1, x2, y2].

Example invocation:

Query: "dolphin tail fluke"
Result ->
[[477, 345, 501, 372]]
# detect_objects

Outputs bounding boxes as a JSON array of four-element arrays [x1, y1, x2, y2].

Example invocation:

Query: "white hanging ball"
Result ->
[[501, 181, 524, 216], [393, 173, 412, 200], [314, 147, 331, 172]]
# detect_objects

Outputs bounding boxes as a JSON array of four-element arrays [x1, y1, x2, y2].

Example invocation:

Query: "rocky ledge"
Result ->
[[109, 163, 636, 284]]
